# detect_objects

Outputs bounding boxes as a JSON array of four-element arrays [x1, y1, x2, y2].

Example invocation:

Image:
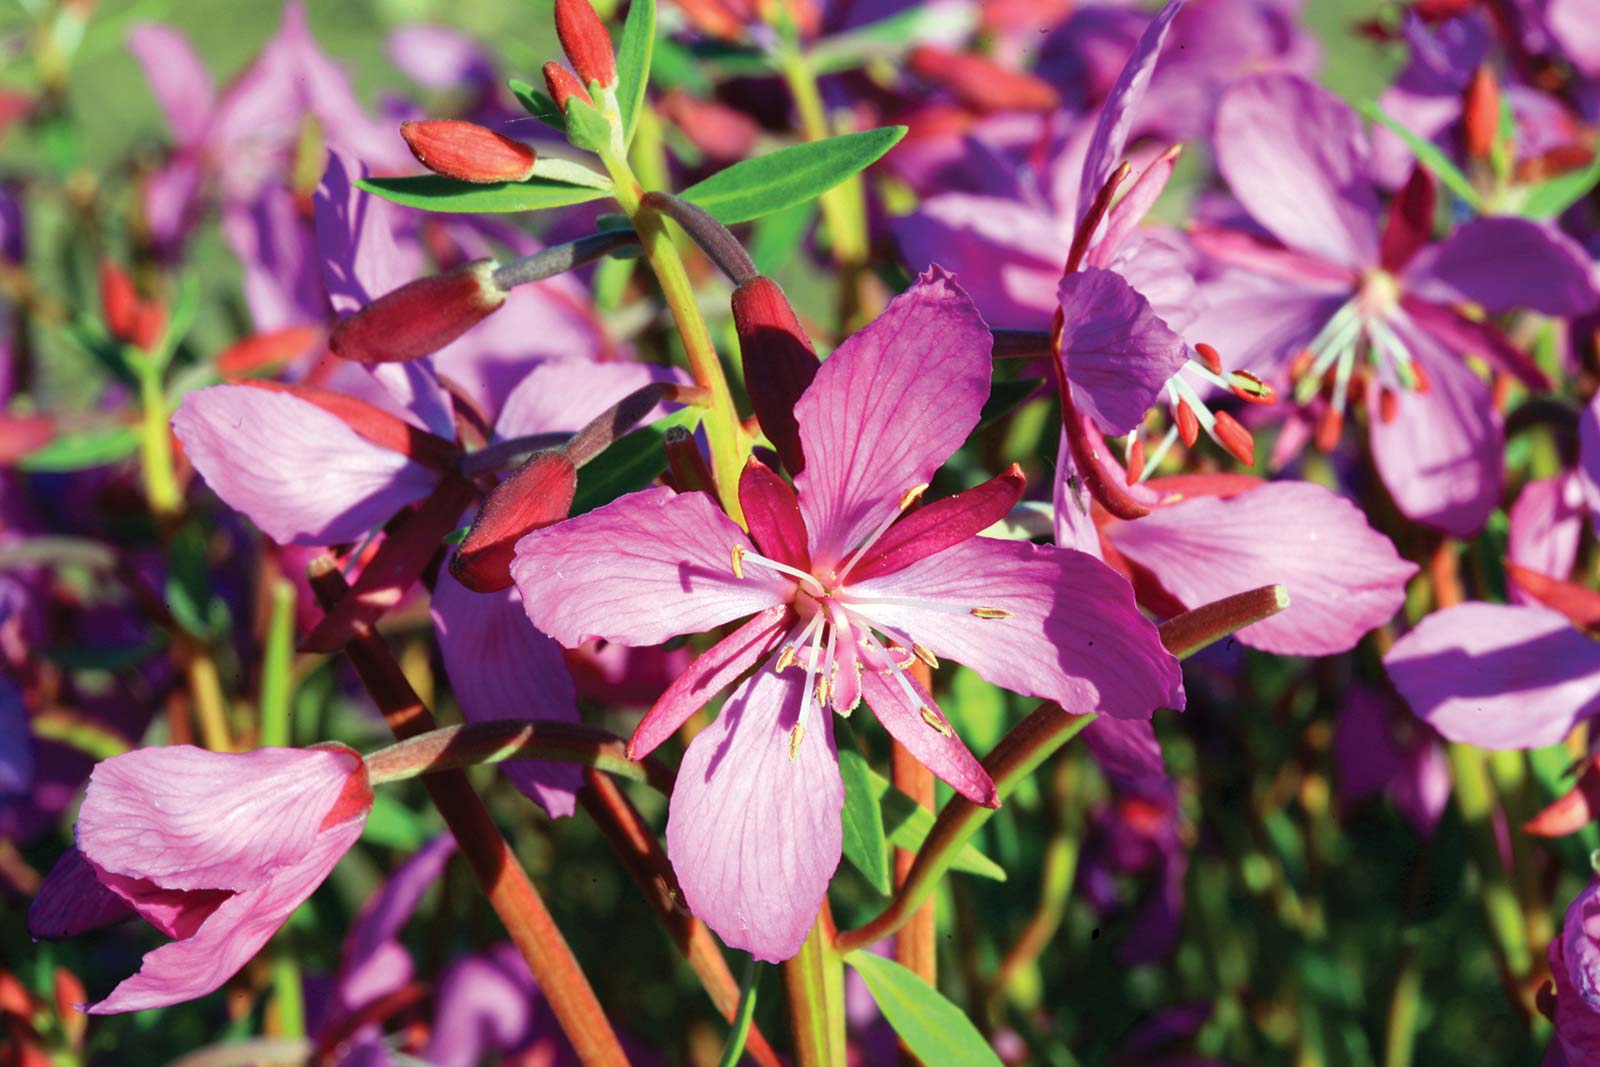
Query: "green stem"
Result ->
[[135, 358, 181, 519], [1447, 743, 1534, 1007], [258, 578, 295, 748], [269, 935, 306, 1039], [718, 958, 762, 1067], [784, 917, 847, 1067], [1383, 938, 1421, 1067]]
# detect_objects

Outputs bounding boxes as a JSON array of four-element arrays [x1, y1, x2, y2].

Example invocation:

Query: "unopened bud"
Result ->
[[1463, 64, 1500, 163], [452, 451, 578, 592], [329, 260, 506, 364], [543, 61, 593, 111], [401, 120, 537, 184], [555, 0, 617, 89], [99, 259, 165, 350], [908, 46, 1059, 114], [732, 276, 820, 475]]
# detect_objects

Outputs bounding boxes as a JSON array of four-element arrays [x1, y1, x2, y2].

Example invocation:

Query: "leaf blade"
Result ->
[[679, 127, 906, 224], [615, 0, 656, 147], [847, 953, 1004, 1067], [356, 175, 607, 215], [838, 739, 892, 895]]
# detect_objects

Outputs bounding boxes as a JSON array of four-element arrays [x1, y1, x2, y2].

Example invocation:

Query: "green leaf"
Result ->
[[18, 425, 139, 472], [749, 199, 819, 276], [679, 126, 907, 224], [508, 78, 567, 132], [615, 0, 655, 147], [847, 953, 1004, 1067], [356, 175, 607, 215], [851, 759, 1005, 881], [1359, 101, 1480, 209], [650, 37, 712, 94], [1520, 142, 1600, 219], [837, 732, 892, 895], [361, 792, 434, 850], [571, 407, 703, 515], [565, 97, 615, 154]]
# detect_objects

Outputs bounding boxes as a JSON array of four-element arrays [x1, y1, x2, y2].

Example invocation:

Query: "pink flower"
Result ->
[[511, 270, 1184, 960], [1546, 881, 1600, 1065], [29, 745, 371, 1014]]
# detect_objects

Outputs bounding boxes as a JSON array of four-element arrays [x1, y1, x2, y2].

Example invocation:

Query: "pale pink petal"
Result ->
[[76, 745, 363, 892], [794, 269, 993, 565], [127, 25, 215, 146], [846, 537, 1184, 719], [314, 151, 427, 316], [1053, 436, 1106, 557], [1106, 482, 1417, 656], [1080, 717, 1168, 797], [433, 571, 582, 819], [511, 486, 789, 647], [665, 664, 843, 963], [857, 667, 996, 805], [1385, 603, 1600, 750], [494, 359, 682, 438], [1552, 883, 1600, 1064], [1057, 266, 1189, 436], [173, 385, 438, 546], [1509, 475, 1586, 604], [1214, 74, 1381, 270], [89, 815, 365, 1014], [1184, 267, 1346, 377]]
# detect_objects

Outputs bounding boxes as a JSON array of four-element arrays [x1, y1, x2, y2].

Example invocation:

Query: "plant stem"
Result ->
[[185, 645, 234, 752], [717, 957, 762, 1067], [258, 578, 295, 748], [134, 358, 182, 520], [784, 913, 847, 1067], [268, 936, 305, 1040]]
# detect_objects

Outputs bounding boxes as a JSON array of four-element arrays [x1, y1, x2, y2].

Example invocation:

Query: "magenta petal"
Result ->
[[511, 486, 789, 647], [433, 570, 582, 819], [29, 847, 136, 939], [1368, 328, 1502, 538], [1107, 482, 1417, 656], [1385, 603, 1600, 750], [76, 745, 363, 892], [741, 460, 811, 570], [632, 606, 792, 759], [1582, 393, 1600, 523], [1214, 74, 1381, 270], [857, 668, 996, 806], [128, 24, 215, 146], [89, 816, 366, 1014], [1057, 267, 1189, 436], [849, 466, 1026, 583], [1509, 476, 1586, 603], [847, 537, 1184, 719], [339, 836, 457, 1011], [1081, 717, 1168, 797], [494, 358, 683, 438], [1404, 216, 1600, 316], [892, 196, 1066, 328], [173, 385, 439, 546], [793, 268, 993, 564], [1553, 883, 1600, 1064], [665, 665, 843, 963]]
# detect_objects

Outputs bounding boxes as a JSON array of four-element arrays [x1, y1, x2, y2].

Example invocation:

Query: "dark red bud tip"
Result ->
[[908, 46, 1060, 114], [732, 276, 820, 476], [554, 0, 616, 89], [543, 61, 593, 111], [400, 120, 536, 184], [329, 260, 506, 364], [452, 451, 578, 593], [1463, 64, 1500, 163]]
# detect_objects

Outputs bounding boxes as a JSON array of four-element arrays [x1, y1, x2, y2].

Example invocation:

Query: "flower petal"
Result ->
[[1405, 216, 1600, 316], [1106, 482, 1417, 656], [892, 195, 1066, 328], [665, 664, 843, 963], [847, 537, 1184, 719], [493, 358, 684, 439], [338, 836, 456, 1011], [848, 465, 1027, 583], [857, 667, 996, 805], [128, 25, 215, 146], [739, 459, 811, 571], [511, 486, 789, 647], [1057, 266, 1189, 436], [1385, 603, 1600, 749], [794, 268, 993, 564], [1509, 475, 1586, 603], [28, 846, 136, 940]]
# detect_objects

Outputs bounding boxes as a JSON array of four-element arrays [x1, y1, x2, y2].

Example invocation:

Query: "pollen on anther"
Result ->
[[775, 644, 797, 672], [913, 643, 939, 669], [813, 672, 830, 707], [788, 724, 806, 761], [729, 543, 746, 579], [898, 484, 929, 511], [970, 606, 1014, 620], [919, 706, 954, 737]]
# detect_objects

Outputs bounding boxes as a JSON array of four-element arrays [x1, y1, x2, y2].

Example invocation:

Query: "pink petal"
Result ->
[[1368, 323, 1502, 538], [314, 151, 427, 316], [1107, 482, 1417, 656], [1080, 717, 1168, 797], [1552, 883, 1600, 1064], [511, 486, 790, 647], [740, 460, 811, 571], [1404, 216, 1600, 316], [846, 537, 1184, 719], [1385, 603, 1600, 749], [127, 25, 215, 146], [857, 667, 996, 805], [339, 836, 456, 1010], [28, 846, 136, 939], [432, 571, 583, 819], [89, 869, 231, 940], [1214, 74, 1381, 270], [1057, 266, 1189, 436], [173, 385, 439, 546], [794, 268, 993, 565], [76, 745, 365, 892], [1509, 476, 1586, 604], [849, 466, 1026, 583], [89, 815, 365, 1014], [1087, 146, 1179, 267], [892, 195, 1066, 328], [665, 664, 843, 963], [1184, 267, 1346, 377], [494, 359, 682, 438]]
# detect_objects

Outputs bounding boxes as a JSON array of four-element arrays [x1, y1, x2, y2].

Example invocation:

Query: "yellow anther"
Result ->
[[970, 606, 1014, 620], [730, 543, 745, 579], [789, 724, 806, 761], [919, 706, 953, 737]]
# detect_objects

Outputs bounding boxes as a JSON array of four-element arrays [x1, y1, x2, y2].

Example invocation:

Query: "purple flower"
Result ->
[[1547, 881, 1600, 1064], [511, 270, 1184, 960], [1333, 684, 1449, 836]]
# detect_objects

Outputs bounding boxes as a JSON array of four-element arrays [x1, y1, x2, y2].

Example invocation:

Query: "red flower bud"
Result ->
[[554, 0, 616, 89], [99, 259, 166, 350], [731, 276, 819, 476], [329, 260, 506, 364], [908, 46, 1060, 114], [543, 61, 593, 111], [400, 120, 537, 184], [1463, 64, 1499, 163], [452, 451, 578, 592], [215, 325, 324, 377]]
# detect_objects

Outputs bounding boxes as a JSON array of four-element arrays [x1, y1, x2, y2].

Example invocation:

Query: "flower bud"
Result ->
[[1463, 64, 1499, 163], [329, 260, 506, 364], [731, 276, 819, 476], [908, 46, 1059, 114], [554, 0, 616, 89], [543, 61, 593, 111], [400, 120, 537, 184], [99, 259, 165, 351], [452, 451, 578, 592]]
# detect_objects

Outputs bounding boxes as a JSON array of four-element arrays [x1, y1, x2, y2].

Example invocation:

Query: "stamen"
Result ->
[[1174, 398, 1199, 447], [1195, 342, 1223, 374], [835, 483, 929, 583], [1138, 425, 1180, 484], [791, 616, 827, 762], [970, 607, 1013, 619], [1125, 433, 1146, 486], [913, 643, 939, 669], [1211, 411, 1255, 467], [730, 543, 745, 579], [920, 705, 954, 737], [733, 545, 826, 595], [789, 724, 805, 761], [1228, 370, 1276, 404]]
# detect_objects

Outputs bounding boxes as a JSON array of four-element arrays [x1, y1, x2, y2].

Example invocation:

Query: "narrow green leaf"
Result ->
[[571, 407, 703, 515], [847, 953, 1004, 1067], [1359, 101, 1480, 209], [356, 175, 607, 215], [1520, 142, 1600, 219], [851, 759, 1005, 881], [749, 199, 819, 276], [615, 0, 655, 147], [716, 958, 761, 1067], [649, 37, 712, 94], [679, 126, 907, 224], [508, 78, 567, 132], [18, 426, 139, 473], [838, 739, 892, 895]]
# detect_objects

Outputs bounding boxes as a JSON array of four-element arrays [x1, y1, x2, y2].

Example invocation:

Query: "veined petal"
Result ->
[[892, 195, 1066, 328], [847, 537, 1184, 719], [857, 667, 996, 806], [794, 269, 993, 565], [173, 385, 439, 546], [665, 663, 843, 963], [1215, 74, 1381, 270], [1509, 476, 1586, 604], [1404, 216, 1600, 316], [494, 358, 684, 439], [433, 571, 582, 819], [739, 459, 811, 571], [849, 465, 1026, 583], [1057, 267, 1189, 436], [511, 486, 789, 648], [1385, 603, 1600, 750], [1106, 482, 1417, 656], [1185, 268, 1346, 377], [28, 847, 136, 940]]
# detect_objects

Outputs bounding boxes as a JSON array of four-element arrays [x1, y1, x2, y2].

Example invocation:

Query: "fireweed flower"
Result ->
[[28, 745, 371, 1013], [1189, 71, 1599, 536], [1333, 684, 1449, 837], [511, 270, 1185, 960], [1546, 881, 1600, 1065]]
